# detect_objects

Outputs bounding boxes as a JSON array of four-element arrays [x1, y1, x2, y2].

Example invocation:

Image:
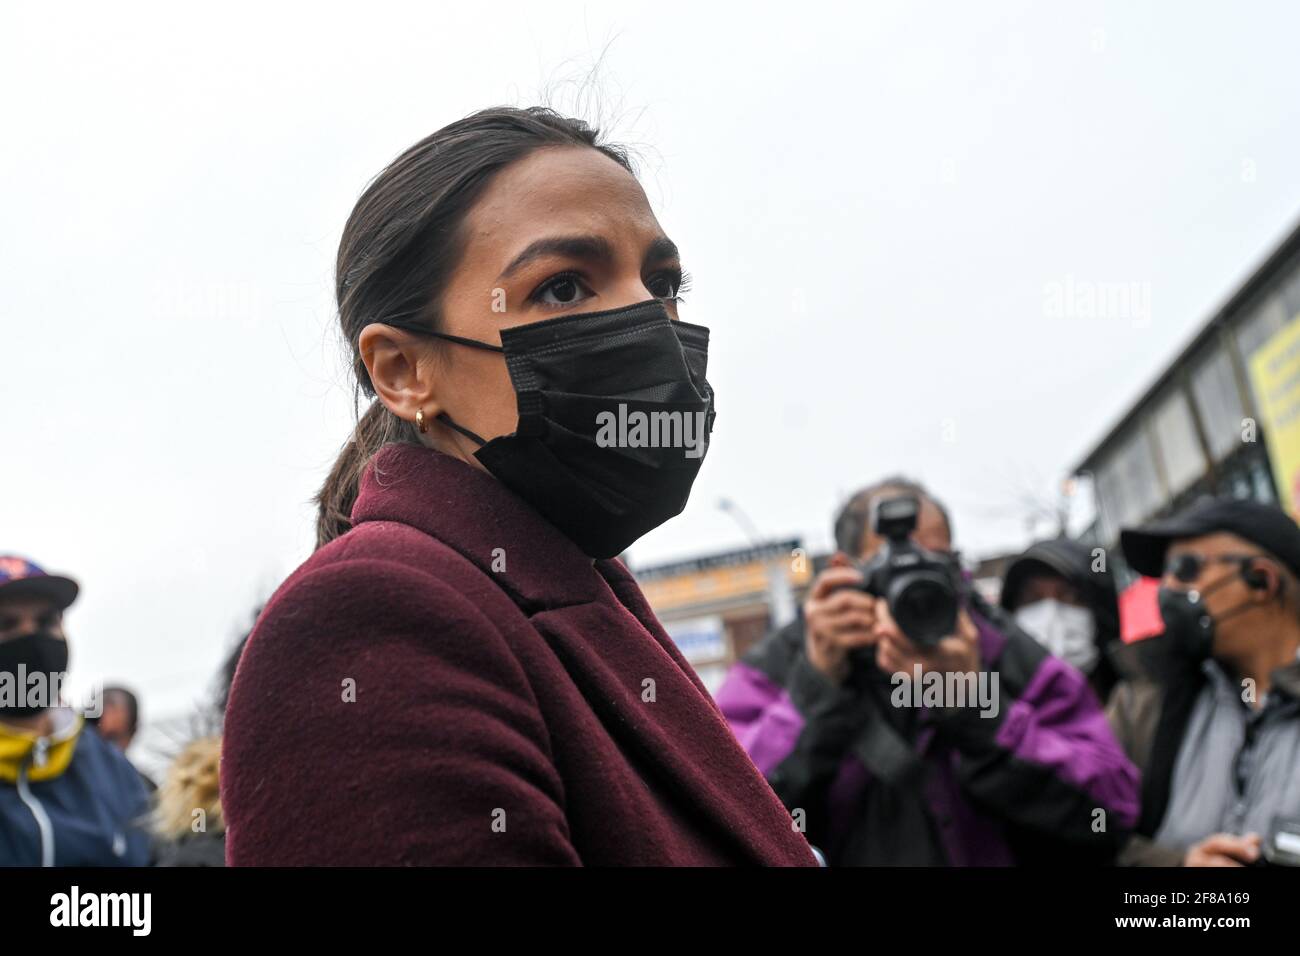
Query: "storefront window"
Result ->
[[1093, 458, 1122, 546], [1151, 388, 1206, 495], [1094, 427, 1163, 541], [1238, 290, 1289, 364], [1282, 263, 1300, 326], [1190, 345, 1246, 461]]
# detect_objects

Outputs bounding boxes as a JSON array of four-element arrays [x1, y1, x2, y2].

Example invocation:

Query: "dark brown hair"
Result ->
[[315, 106, 633, 547]]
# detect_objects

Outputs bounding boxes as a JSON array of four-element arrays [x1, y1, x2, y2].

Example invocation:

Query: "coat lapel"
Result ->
[[529, 580, 808, 865], [350, 442, 602, 610], [351, 443, 809, 865]]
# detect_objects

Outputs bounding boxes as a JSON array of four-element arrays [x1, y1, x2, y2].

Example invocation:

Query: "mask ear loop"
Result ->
[[435, 412, 488, 447], [384, 324, 504, 448], [424, 331, 505, 354], [377, 318, 507, 355], [1195, 565, 1248, 600], [1200, 560, 1279, 629]]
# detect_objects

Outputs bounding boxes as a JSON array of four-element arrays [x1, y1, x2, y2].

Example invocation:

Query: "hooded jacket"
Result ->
[[0, 708, 151, 866], [221, 443, 817, 866], [716, 596, 1140, 865], [999, 537, 1122, 704]]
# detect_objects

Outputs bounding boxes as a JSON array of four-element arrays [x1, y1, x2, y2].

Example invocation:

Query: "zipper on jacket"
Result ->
[[1231, 701, 1274, 812], [15, 750, 56, 867]]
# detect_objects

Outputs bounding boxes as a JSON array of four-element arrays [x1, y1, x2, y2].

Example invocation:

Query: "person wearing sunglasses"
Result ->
[[1108, 496, 1300, 866]]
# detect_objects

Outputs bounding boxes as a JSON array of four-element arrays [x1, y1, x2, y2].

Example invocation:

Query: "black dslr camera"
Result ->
[[857, 494, 963, 648]]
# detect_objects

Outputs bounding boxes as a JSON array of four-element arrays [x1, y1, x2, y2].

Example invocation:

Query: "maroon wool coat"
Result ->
[[221, 442, 817, 866]]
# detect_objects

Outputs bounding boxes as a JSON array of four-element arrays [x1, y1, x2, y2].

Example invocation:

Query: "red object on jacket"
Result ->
[[221, 442, 817, 866]]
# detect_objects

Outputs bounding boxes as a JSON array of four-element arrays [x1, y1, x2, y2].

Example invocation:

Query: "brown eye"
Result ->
[[549, 277, 579, 301], [647, 274, 677, 299], [532, 273, 593, 307], [647, 268, 689, 302]]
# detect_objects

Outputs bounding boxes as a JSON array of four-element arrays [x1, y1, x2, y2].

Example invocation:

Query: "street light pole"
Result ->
[[718, 497, 765, 548], [717, 497, 797, 628]]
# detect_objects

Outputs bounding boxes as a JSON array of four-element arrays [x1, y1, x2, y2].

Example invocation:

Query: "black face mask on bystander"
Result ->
[[0, 631, 69, 719], [1157, 568, 1264, 663]]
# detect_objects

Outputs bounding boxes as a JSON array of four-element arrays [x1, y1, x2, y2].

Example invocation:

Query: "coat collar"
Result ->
[[0, 708, 82, 784], [350, 442, 610, 612], [350, 442, 811, 865]]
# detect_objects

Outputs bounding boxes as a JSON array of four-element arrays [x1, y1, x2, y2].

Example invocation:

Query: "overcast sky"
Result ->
[[5, 0, 1300, 726]]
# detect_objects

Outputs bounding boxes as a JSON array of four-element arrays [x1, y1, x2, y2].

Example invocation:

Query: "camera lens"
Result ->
[[889, 572, 958, 647]]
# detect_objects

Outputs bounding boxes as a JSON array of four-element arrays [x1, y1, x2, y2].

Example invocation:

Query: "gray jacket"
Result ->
[[1107, 640, 1300, 865]]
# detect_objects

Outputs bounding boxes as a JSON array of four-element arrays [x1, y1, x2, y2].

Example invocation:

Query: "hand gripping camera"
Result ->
[[857, 494, 963, 648]]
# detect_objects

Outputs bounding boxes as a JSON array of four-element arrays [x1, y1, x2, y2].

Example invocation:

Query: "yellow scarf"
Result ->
[[0, 712, 83, 784]]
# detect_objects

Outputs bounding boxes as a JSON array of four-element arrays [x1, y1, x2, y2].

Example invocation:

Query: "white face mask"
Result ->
[[1014, 599, 1099, 674]]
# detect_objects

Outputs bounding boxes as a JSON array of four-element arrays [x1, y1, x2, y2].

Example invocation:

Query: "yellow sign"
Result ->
[[1249, 314, 1300, 518]]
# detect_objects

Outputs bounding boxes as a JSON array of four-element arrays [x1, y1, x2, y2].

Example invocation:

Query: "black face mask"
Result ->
[[0, 631, 70, 719], [1157, 570, 1258, 663], [411, 299, 715, 559]]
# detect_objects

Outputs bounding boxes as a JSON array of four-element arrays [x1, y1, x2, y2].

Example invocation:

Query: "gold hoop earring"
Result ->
[[415, 409, 428, 434]]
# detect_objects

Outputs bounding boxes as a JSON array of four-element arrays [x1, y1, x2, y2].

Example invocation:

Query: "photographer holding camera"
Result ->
[[717, 478, 1139, 866]]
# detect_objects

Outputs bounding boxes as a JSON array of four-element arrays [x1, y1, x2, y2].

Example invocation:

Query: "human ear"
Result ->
[[1243, 558, 1280, 600], [358, 324, 442, 425]]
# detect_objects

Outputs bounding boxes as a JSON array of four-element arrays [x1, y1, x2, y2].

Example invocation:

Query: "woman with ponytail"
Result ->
[[220, 107, 817, 866]]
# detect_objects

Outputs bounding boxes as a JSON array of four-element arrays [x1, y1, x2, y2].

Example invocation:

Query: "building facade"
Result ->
[[1075, 217, 1300, 584], [631, 539, 815, 693]]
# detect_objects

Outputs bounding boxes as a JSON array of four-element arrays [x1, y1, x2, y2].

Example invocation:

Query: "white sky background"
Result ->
[[4, 0, 1300, 726]]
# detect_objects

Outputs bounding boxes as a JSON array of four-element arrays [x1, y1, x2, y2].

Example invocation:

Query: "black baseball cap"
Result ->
[[1120, 496, 1300, 579]]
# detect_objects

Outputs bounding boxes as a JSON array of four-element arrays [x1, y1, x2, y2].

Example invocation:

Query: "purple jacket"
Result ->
[[716, 601, 1140, 865]]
